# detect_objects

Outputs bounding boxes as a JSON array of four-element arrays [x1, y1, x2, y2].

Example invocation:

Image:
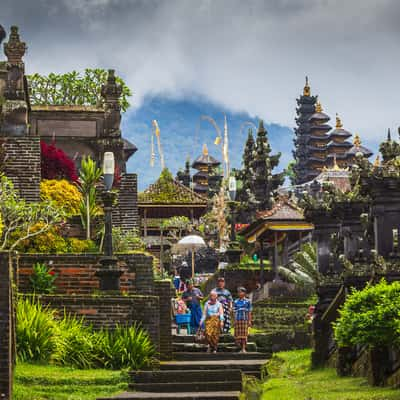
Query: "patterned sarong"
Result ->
[[221, 301, 231, 333], [234, 320, 249, 341], [205, 315, 221, 350]]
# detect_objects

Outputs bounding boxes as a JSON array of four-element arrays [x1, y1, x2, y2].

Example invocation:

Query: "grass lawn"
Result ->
[[262, 349, 400, 400], [13, 363, 128, 400]]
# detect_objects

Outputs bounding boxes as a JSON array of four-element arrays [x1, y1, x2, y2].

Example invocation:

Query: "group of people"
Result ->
[[181, 277, 252, 353]]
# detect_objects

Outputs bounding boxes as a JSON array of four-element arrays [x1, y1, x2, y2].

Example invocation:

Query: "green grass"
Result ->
[[13, 363, 128, 400], [262, 349, 400, 400]]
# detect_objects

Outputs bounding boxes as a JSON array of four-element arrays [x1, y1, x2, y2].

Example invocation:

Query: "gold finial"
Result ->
[[315, 101, 322, 113], [353, 134, 361, 147], [303, 76, 311, 96], [202, 143, 209, 156], [332, 153, 341, 170], [373, 155, 380, 167], [335, 113, 343, 129]]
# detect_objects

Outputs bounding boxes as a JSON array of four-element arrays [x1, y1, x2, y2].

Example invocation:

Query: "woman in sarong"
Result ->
[[233, 287, 252, 353], [213, 277, 233, 333], [200, 290, 224, 353]]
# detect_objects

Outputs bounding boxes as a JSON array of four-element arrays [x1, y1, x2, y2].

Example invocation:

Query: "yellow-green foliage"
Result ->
[[41, 179, 82, 216], [15, 223, 96, 254]]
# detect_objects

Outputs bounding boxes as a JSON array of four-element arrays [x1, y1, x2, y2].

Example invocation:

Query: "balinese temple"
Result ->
[[191, 144, 222, 198], [293, 77, 373, 184], [293, 77, 318, 185], [346, 133, 373, 164], [326, 114, 353, 168], [240, 197, 314, 279]]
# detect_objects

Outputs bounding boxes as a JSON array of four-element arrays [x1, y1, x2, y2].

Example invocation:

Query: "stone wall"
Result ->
[[112, 173, 139, 232], [18, 253, 154, 295], [36, 294, 160, 349], [155, 280, 174, 360], [2, 137, 41, 202], [0, 252, 13, 400]]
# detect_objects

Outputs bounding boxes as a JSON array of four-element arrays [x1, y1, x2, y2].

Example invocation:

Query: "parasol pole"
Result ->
[[191, 248, 195, 279]]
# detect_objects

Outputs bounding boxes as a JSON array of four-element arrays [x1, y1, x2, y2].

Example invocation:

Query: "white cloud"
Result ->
[[2, 0, 400, 144]]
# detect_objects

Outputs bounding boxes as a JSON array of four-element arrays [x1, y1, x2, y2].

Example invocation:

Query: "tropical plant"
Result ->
[[40, 179, 82, 216], [41, 141, 78, 182], [16, 298, 156, 370], [0, 175, 64, 251], [334, 279, 400, 348], [94, 324, 156, 370], [161, 216, 192, 240], [77, 156, 103, 240], [112, 227, 145, 253], [28, 69, 132, 112], [278, 242, 318, 287], [53, 313, 98, 369], [16, 297, 57, 363], [29, 263, 57, 294]]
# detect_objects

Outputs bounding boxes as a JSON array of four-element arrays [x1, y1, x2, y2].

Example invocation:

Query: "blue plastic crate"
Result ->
[[175, 313, 191, 324]]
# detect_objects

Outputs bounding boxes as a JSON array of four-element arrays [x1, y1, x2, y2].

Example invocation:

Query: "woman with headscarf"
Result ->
[[233, 287, 252, 353], [200, 290, 224, 353], [213, 277, 233, 333]]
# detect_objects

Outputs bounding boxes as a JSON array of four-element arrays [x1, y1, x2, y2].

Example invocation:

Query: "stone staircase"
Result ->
[[98, 334, 269, 400]]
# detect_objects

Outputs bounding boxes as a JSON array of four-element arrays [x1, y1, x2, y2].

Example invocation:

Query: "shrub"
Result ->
[[334, 279, 400, 348], [53, 313, 98, 369], [29, 263, 57, 294], [40, 179, 82, 216], [41, 141, 78, 182], [68, 237, 98, 253], [16, 298, 156, 370], [94, 324, 156, 370], [15, 224, 69, 254], [16, 297, 57, 363], [112, 227, 145, 253]]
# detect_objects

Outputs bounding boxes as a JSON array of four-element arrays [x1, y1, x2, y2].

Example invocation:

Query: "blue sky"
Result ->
[[122, 96, 293, 190]]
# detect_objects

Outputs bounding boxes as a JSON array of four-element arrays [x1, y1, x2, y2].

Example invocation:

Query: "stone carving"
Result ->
[[101, 69, 122, 138]]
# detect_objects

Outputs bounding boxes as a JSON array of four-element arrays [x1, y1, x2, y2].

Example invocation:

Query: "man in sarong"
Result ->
[[233, 287, 252, 353]]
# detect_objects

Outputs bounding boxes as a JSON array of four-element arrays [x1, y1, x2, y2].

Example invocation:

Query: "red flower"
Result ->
[[41, 141, 78, 182], [49, 270, 55, 276]]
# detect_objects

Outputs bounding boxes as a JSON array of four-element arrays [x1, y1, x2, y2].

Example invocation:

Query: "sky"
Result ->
[[1, 0, 398, 188]]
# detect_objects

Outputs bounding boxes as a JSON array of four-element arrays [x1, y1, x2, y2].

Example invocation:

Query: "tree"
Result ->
[[77, 156, 102, 240], [27, 69, 132, 112], [0, 175, 64, 251], [236, 129, 257, 223], [41, 141, 78, 182], [249, 120, 284, 212]]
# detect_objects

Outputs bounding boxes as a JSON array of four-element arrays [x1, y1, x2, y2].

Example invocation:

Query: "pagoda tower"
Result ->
[[191, 144, 222, 197], [326, 114, 353, 168], [346, 133, 373, 164], [292, 77, 318, 184], [305, 101, 332, 180]]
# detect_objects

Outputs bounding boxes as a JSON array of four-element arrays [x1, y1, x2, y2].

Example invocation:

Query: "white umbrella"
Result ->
[[176, 235, 206, 278]]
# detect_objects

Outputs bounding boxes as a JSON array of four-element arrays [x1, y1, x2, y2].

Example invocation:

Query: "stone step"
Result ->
[[130, 369, 242, 384], [172, 352, 269, 361], [97, 391, 240, 400], [160, 359, 266, 373], [172, 342, 257, 353], [172, 334, 235, 344], [129, 381, 242, 393]]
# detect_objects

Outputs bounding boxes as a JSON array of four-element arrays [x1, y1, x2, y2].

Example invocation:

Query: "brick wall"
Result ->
[[112, 173, 139, 232], [0, 252, 13, 400], [155, 280, 174, 360], [2, 137, 41, 202], [36, 294, 160, 349], [18, 253, 154, 295]]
